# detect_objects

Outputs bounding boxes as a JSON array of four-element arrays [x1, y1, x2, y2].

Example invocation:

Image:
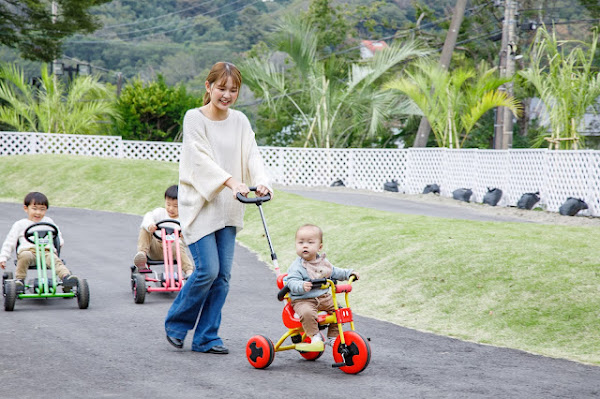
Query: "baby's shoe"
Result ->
[[295, 334, 324, 352], [14, 279, 25, 293], [133, 252, 147, 268], [325, 336, 337, 347]]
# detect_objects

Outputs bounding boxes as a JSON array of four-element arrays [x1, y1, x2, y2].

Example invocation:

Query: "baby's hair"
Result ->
[[203, 62, 242, 106], [165, 185, 178, 200], [24, 192, 49, 208], [296, 224, 323, 243]]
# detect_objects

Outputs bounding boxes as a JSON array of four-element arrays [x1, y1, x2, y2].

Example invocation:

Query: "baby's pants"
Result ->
[[16, 248, 70, 280], [137, 229, 193, 274], [292, 293, 339, 338]]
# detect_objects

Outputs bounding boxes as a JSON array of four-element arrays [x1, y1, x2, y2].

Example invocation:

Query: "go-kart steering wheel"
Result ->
[[23, 222, 59, 244], [153, 219, 181, 240]]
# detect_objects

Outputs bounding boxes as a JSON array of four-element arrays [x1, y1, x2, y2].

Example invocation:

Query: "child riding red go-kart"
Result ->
[[130, 219, 185, 304]]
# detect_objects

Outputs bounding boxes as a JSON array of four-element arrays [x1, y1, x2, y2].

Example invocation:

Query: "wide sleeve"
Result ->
[[179, 110, 232, 203], [140, 209, 157, 231]]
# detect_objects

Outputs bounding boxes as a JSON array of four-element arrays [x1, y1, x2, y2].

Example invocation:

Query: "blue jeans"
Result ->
[[164, 226, 236, 352]]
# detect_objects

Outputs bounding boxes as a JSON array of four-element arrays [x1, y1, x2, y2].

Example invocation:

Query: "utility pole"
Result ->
[[413, 0, 468, 147], [494, 0, 518, 149]]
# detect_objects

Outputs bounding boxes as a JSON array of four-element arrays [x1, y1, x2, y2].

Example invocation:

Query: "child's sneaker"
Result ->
[[14, 279, 25, 293], [325, 336, 337, 347], [62, 274, 78, 287], [295, 334, 324, 352], [133, 252, 147, 268]]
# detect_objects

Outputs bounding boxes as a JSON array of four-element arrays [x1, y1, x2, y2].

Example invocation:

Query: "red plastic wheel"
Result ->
[[298, 332, 325, 361], [246, 335, 275, 369], [332, 331, 371, 374]]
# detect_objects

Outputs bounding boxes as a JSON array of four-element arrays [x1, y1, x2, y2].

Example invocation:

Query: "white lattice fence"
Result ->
[[122, 140, 181, 162], [2, 132, 600, 216]]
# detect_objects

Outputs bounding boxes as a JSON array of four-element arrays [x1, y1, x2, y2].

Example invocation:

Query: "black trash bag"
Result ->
[[423, 184, 440, 195], [330, 179, 345, 187], [559, 197, 588, 216], [452, 188, 472, 202], [383, 180, 399, 192], [517, 192, 540, 210], [483, 187, 502, 206]]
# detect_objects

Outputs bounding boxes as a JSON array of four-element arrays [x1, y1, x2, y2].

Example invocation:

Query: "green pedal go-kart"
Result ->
[[2, 222, 90, 311]]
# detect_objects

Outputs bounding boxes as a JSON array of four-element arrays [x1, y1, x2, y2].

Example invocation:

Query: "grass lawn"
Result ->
[[1, 154, 599, 365]]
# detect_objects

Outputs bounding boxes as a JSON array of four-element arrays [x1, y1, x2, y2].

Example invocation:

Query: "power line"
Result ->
[[92, 0, 248, 38], [67, 0, 262, 44], [98, 0, 217, 30]]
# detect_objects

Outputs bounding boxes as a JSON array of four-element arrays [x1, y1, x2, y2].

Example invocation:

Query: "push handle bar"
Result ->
[[276, 278, 330, 301], [236, 187, 271, 204]]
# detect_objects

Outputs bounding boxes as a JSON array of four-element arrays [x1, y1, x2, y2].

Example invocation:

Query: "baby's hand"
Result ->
[[148, 224, 158, 233], [350, 272, 360, 281], [0, 261, 5, 269], [303, 281, 312, 292]]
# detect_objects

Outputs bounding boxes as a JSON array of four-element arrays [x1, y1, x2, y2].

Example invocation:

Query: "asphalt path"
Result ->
[[0, 202, 599, 398]]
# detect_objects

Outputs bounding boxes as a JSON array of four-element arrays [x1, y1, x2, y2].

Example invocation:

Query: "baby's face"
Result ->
[[295, 227, 322, 262]]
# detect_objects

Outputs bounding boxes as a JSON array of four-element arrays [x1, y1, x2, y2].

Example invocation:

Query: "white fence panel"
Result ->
[[1, 132, 599, 217]]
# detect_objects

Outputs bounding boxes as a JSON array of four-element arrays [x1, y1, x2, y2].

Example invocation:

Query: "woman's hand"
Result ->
[[255, 184, 272, 197], [225, 177, 249, 198]]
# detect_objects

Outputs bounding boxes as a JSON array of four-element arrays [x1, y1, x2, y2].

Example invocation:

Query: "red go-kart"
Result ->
[[130, 219, 185, 304]]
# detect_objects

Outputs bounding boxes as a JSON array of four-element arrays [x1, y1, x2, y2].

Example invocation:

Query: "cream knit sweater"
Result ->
[[178, 108, 271, 244]]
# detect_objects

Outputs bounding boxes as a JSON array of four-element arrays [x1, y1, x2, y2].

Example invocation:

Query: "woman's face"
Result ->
[[206, 76, 239, 113]]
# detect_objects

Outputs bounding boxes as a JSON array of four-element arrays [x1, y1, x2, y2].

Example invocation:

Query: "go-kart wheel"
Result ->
[[4, 280, 17, 311], [299, 332, 325, 361], [76, 278, 90, 309], [3, 271, 14, 280], [246, 335, 275, 369], [332, 331, 371, 374], [132, 273, 146, 304]]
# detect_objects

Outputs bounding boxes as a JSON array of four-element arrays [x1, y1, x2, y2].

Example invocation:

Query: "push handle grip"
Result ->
[[236, 187, 271, 204]]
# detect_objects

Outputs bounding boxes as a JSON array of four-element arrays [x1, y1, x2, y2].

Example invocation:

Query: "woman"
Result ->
[[165, 62, 272, 354]]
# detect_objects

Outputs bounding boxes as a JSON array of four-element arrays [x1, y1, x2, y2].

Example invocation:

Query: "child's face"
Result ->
[[23, 202, 47, 223], [165, 197, 178, 219], [206, 76, 239, 113], [295, 227, 323, 262]]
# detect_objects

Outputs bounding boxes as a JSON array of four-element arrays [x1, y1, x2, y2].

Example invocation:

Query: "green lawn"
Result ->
[[1, 154, 599, 365]]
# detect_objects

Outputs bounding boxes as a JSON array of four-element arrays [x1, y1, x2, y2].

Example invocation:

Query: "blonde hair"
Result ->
[[203, 62, 242, 106]]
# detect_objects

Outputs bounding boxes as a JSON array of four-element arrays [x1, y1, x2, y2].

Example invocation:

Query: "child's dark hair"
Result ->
[[165, 185, 178, 200], [24, 192, 49, 208]]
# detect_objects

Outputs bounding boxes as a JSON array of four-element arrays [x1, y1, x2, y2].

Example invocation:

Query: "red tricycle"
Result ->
[[130, 219, 185, 304], [237, 189, 371, 374]]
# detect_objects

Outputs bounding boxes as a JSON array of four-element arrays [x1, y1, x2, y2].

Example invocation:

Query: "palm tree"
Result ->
[[240, 17, 428, 148], [386, 61, 522, 148], [0, 63, 117, 135], [519, 26, 600, 149]]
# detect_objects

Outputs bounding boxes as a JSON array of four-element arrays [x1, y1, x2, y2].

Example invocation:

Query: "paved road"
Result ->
[[0, 202, 598, 398]]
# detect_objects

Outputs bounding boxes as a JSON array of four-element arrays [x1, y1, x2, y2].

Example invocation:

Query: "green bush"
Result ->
[[113, 75, 202, 142]]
